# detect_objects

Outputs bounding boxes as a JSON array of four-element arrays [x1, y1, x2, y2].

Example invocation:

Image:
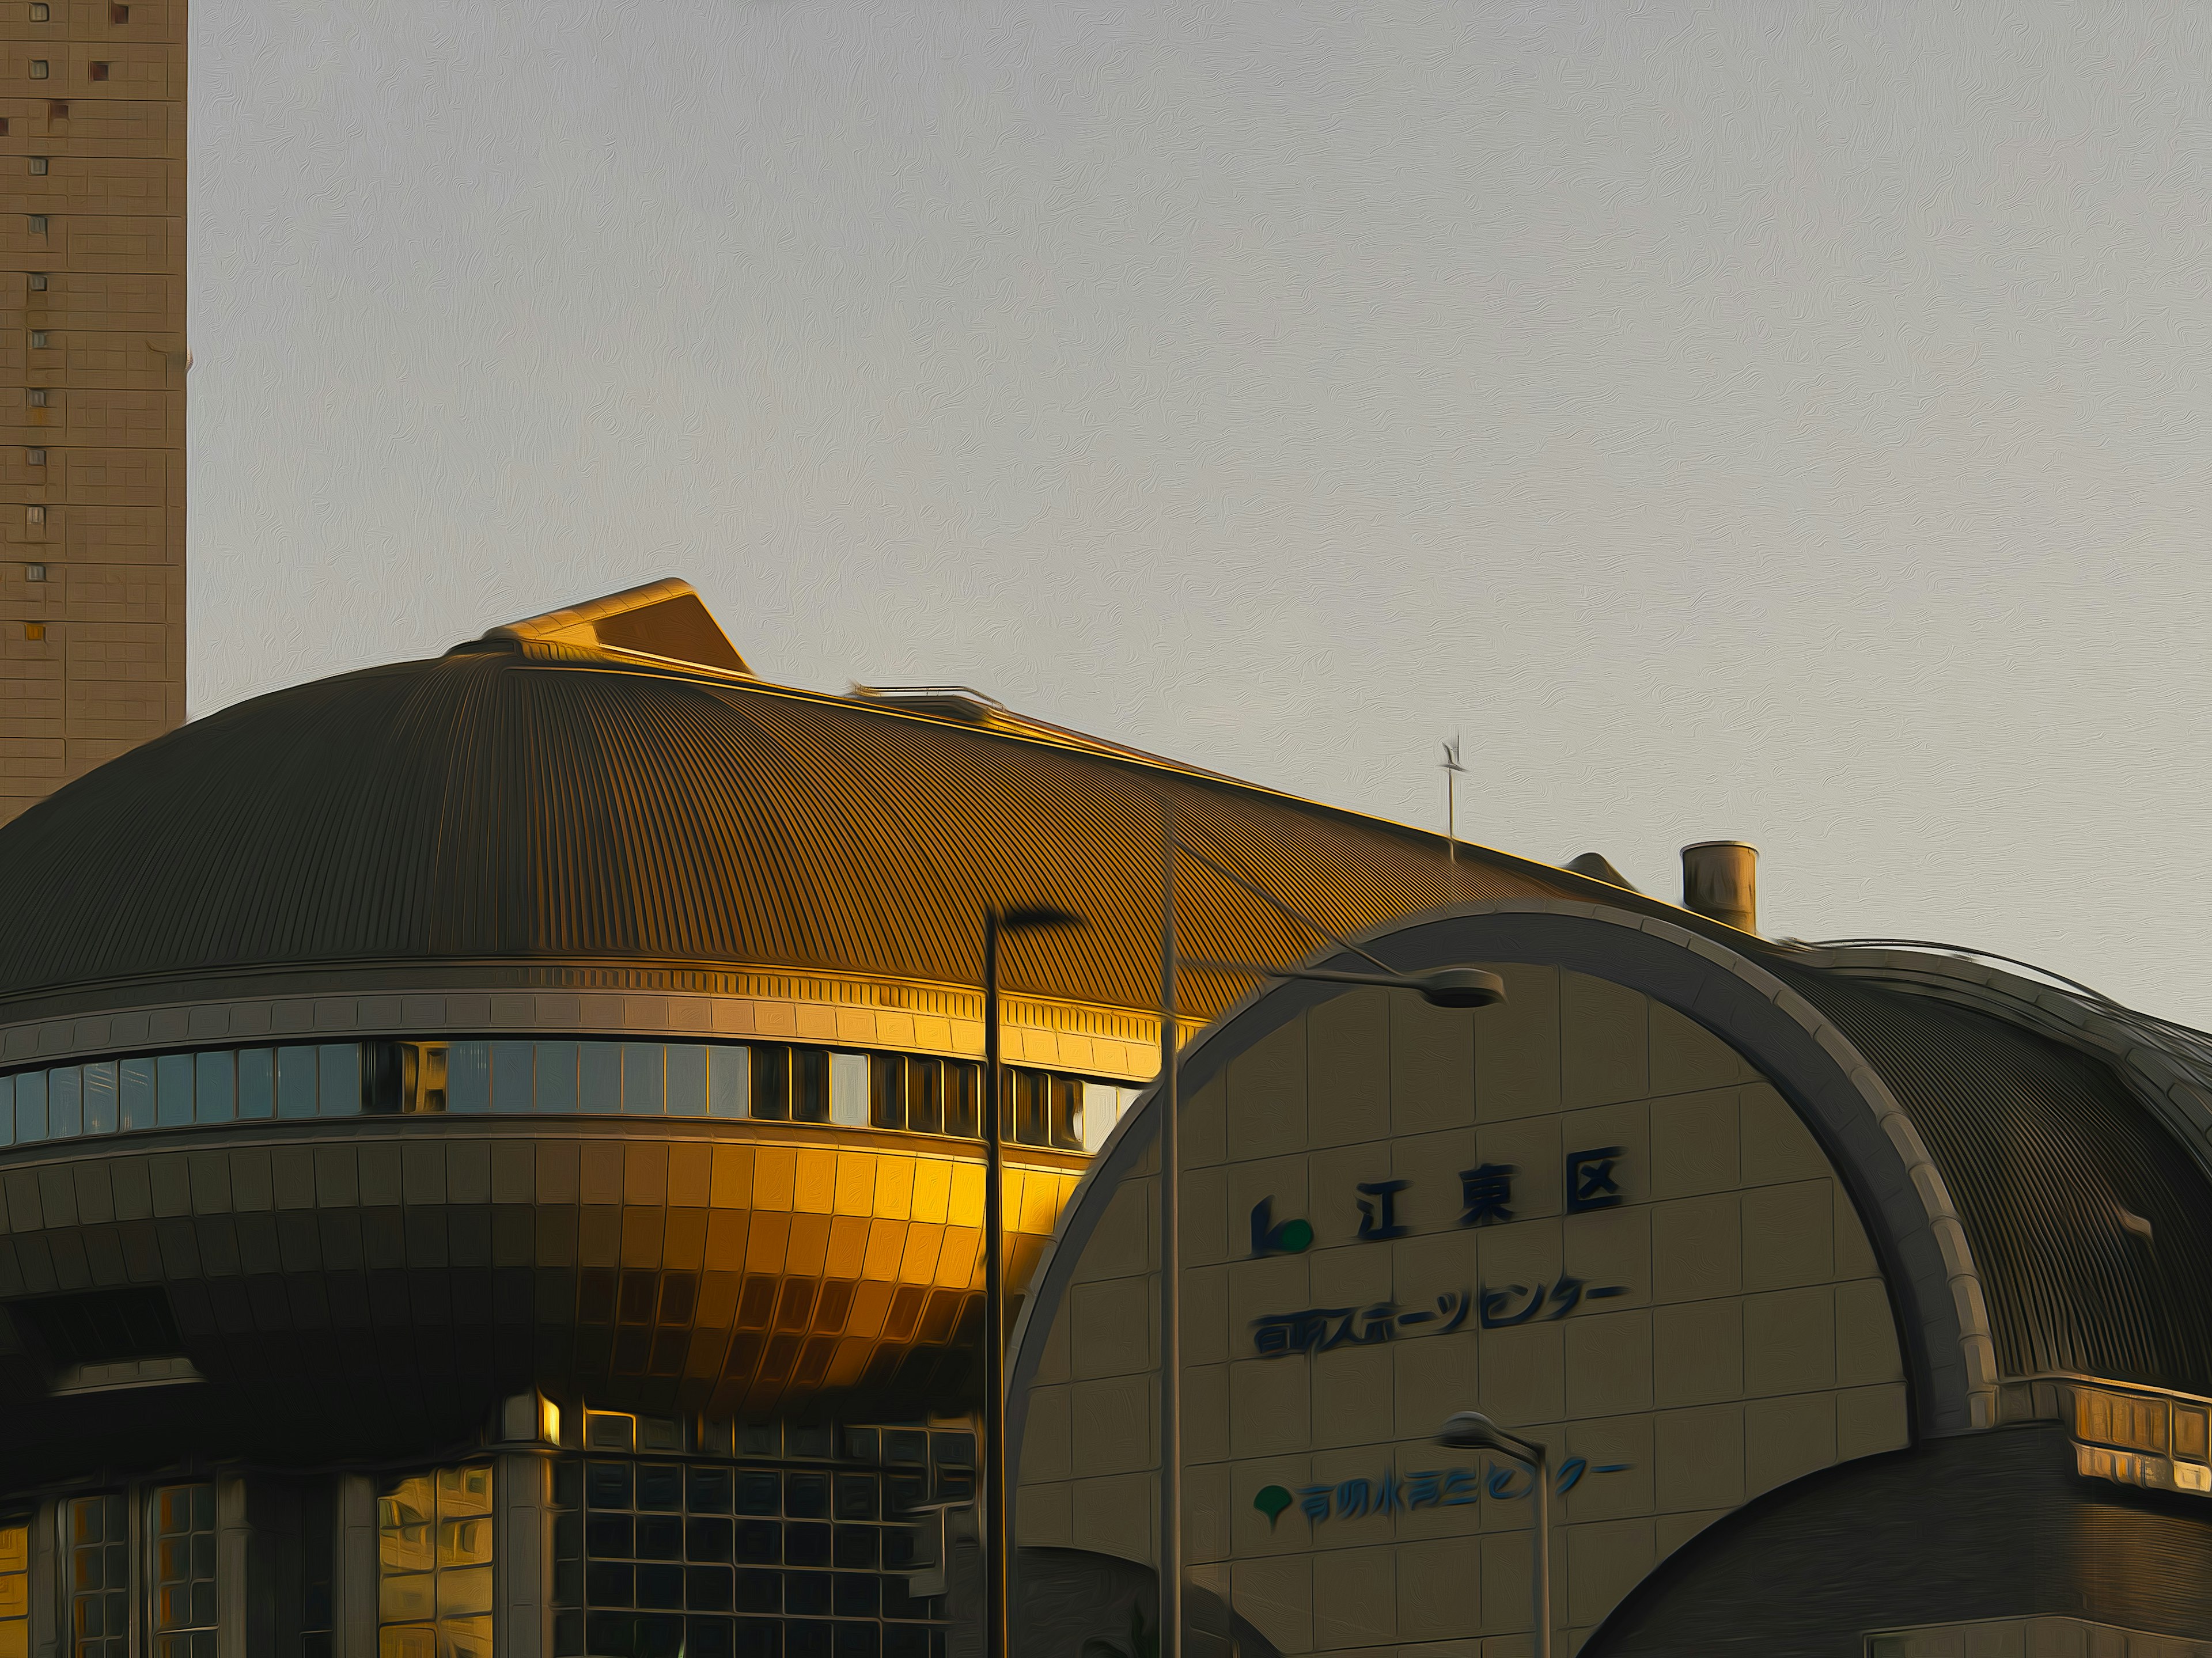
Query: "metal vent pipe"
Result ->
[[1681, 841, 1758, 933]]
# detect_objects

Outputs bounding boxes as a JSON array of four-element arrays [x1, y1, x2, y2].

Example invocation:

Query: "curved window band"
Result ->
[[0, 1042, 1142, 1157]]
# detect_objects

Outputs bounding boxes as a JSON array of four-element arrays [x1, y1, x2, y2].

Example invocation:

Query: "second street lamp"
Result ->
[[1437, 1410, 1552, 1658], [983, 902, 1084, 1658]]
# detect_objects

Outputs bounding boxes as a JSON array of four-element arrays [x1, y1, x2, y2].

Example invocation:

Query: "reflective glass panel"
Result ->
[[904, 1061, 941, 1136], [66, 1494, 127, 1658], [749, 1046, 789, 1121], [319, 1045, 361, 1117], [622, 1046, 665, 1116], [707, 1046, 748, 1120], [195, 1051, 236, 1124], [0, 1076, 12, 1147], [536, 1043, 579, 1114], [793, 1050, 828, 1125], [829, 1054, 869, 1128], [156, 1053, 194, 1128], [0, 1520, 26, 1658], [666, 1046, 707, 1118], [491, 1044, 534, 1114], [48, 1065, 81, 1139], [580, 1044, 622, 1114], [148, 1482, 217, 1658], [236, 1049, 273, 1120], [76, 1061, 112, 1137], [276, 1048, 319, 1119], [120, 1057, 155, 1132], [15, 1071, 45, 1144], [446, 1043, 490, 1115]]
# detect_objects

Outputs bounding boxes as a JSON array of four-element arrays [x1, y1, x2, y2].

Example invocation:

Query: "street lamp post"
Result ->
[[1437, 1411, 1552, 1658], [983, 902, 1084, 1658], [1152, 818, 1509, 1658]]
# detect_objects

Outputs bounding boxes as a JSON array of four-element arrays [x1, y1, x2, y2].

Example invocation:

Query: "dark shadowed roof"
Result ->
[[0, 584, 1609, 1017]]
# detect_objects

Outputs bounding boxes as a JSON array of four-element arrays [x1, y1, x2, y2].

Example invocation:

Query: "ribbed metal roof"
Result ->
[[1781, 965, 2212, 1396], [0, 628, 1593, 1018]]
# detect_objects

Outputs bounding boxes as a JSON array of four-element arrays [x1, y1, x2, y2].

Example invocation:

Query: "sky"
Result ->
[[190, 3, 2212, 1025]]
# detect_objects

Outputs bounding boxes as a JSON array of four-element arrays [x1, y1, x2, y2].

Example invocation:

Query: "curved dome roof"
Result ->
[[0, 582, 1607, 1020]]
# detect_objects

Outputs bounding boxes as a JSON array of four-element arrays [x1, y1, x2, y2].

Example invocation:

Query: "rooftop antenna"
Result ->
[[1440, 735, 1465, 864]]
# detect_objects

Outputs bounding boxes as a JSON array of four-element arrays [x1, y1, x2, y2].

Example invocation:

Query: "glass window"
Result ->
[[621, 1046, 665, 1116], [1048, 1076, 1083, 1151], [120, 1057, 155, 1132], [665, 1046, 707, 1117], [15, 1071, 45, 1144], [748, 1046, 789, 1121], [536, 1043, 579, 1114], [491, 1043, 534, 1114], [793, 1050, 828, 1125], [319, 1044, 360, 1116], [0, 1075, 12, 1147], [829, 1054, 869, 1128], [944, 1062, 980, 1139], [579, 1044, 622, 1114], [446, 1042, 490, 1115], [156, 1053, 194, 1128], [66, 1493, 128, 1658], [276, 1047, 319, 1119], [869, 1056, 904, 1132], [149, 1482, 217, 1658], [48, 1065, 81, 1138], [707, 1046, 748, 1120], [236, 1049, 273, 1120], [378, 1466, 493, 1658], [195, 1051, 235, 1124], [82, 1060, 116, 1135], [0, 1519, 26, 1658]]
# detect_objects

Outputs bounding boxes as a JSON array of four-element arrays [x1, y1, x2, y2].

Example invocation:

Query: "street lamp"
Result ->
[[983, 902, 1085, 1658], [1153, 814, 1509, 1658], [1437, 1411, 1552, 1658]]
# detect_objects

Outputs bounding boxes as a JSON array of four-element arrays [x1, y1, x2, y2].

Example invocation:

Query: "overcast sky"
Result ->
[[191, 3, 2212, 1024]]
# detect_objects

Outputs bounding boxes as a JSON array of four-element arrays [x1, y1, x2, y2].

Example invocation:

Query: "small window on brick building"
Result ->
[[27, 392, 48, 408], [27, 448, 46, 465], [26, 217, 44, 236], [112, 3, 131, 20], [89, 63, 108, 81], [25, 506, 44, 525], [28, 274, 47, 291], [29, 332, 47, 349], [27, 158, 46, 176], [46, 101, 65, 120], [28, 3, 47, 18], [0, 120, 9, 138], [24, 564, 44, 582], [24, 623, 44, 641], [29, 60, 47, 79]]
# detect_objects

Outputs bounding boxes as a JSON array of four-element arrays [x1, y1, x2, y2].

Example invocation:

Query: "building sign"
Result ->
[[1251, 1456, 1634, 1528], [1251, 1147, 1636, 1261]]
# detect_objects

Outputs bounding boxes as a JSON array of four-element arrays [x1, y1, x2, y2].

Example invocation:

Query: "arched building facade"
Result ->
[[1009, 904, 2212, 1655]]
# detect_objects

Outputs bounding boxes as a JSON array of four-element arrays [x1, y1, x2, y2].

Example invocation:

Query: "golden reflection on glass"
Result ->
[[148, 1482, 217, 1658], [0, 1523, 26, 1658], [65, 1496, 127, 1658], [380, 1466, 494, 1658]]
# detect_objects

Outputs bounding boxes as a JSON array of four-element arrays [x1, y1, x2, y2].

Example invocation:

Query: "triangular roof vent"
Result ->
[[483, 578, 752, 676]]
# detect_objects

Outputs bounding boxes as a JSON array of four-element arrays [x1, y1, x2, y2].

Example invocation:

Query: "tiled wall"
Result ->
[[1014, 965, 1908, 1657]]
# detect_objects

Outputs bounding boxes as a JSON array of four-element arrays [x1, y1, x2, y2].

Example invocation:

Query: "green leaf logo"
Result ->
[[1253, 1485, 1294, 1528]]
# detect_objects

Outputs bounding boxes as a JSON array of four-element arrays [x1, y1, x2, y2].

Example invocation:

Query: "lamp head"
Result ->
[[1000, 904, 1086, 933], [1435, 1410, 1512, 1452], [1414, 968, 1507, 1010]]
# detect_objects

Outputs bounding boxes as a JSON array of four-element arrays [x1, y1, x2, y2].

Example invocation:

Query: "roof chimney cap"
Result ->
[[1681, 840, 1758, 934]]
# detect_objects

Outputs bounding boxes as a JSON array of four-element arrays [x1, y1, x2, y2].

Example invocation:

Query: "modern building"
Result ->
[[0, 0, 185, 829], [1012, 885, 2212, 1655], [3, 579, 2208, 1658], [0, 580, 1609, 1658]]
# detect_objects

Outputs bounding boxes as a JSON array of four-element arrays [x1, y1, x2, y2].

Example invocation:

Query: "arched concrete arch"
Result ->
[[1007, 899, 1998, 1505]]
